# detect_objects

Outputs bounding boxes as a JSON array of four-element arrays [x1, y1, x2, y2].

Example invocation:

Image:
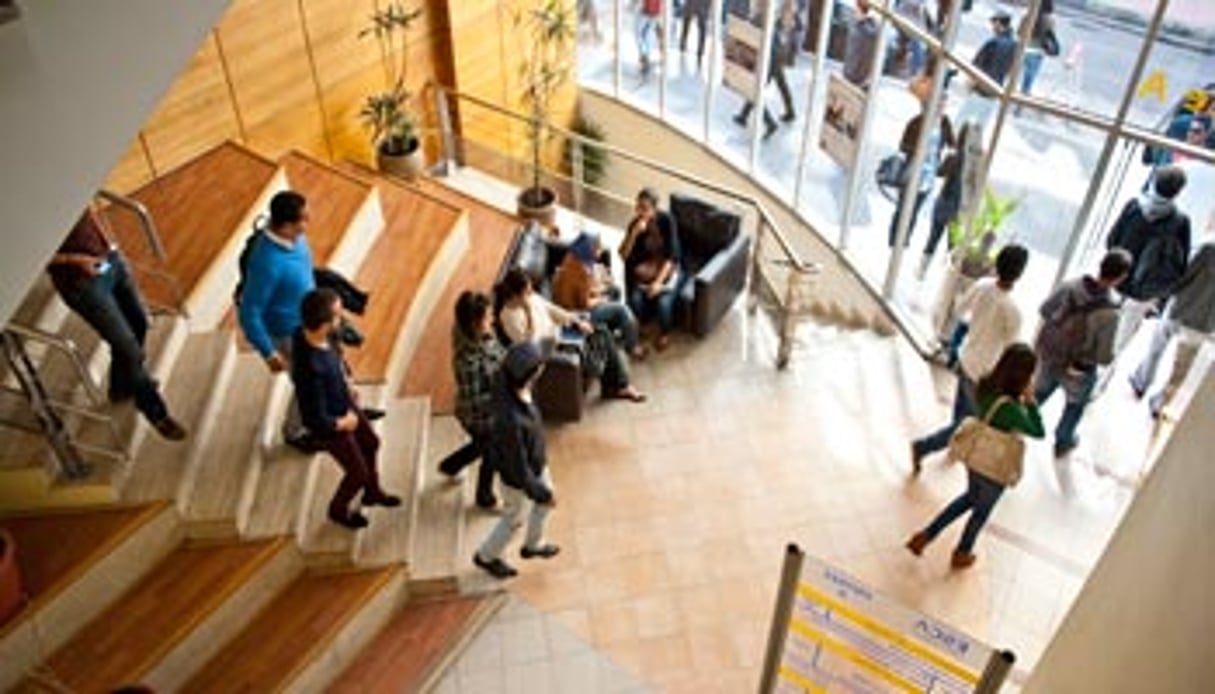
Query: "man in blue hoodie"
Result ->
[[237, 190, 316, 450]]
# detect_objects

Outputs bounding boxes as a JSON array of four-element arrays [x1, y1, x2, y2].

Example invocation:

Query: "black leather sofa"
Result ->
[[668, 193, 750, 337]]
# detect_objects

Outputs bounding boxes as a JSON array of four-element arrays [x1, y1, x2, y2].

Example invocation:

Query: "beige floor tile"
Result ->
[[632, 591, 683, 640], [636, 634, 693, 682], [588, 598, 638, 646]]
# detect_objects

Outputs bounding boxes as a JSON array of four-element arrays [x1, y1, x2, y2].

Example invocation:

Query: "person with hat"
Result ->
[[473, 341, 559, 580]]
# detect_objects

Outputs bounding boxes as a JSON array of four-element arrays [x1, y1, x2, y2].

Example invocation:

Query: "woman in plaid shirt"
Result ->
[[438, 291, 505, 509]]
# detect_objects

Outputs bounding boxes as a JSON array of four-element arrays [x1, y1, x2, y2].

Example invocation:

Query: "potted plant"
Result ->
[[931, 188, 1019, 348], [359, 3, 424, 180], [562, 113, 609, 187], [514, 0, 576, 226]]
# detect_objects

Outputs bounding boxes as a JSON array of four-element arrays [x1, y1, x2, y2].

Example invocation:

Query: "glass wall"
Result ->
[[574, 0, 1215, 347]]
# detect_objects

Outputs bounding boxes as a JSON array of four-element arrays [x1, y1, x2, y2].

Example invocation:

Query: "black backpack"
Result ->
[[232, 216, 268, 307]]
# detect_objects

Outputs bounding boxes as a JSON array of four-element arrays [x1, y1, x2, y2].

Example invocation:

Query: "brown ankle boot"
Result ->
[[950, 551, 977, 569], [905, 532, 929, 557]]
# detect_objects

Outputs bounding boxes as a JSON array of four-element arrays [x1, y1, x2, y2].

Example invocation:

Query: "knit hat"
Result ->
[[502, 341, 545, 387], [1153, 165, 1187, 200], [990, 9, 1011, 24]]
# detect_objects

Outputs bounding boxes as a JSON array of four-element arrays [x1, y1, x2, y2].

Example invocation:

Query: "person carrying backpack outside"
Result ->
[[1033, 249, 1132, 458], [911, 245, 1029, 472], [1130, 232, 1215, 418], [906, 343, 1044, 569], [1105, 165, 1191, 354]]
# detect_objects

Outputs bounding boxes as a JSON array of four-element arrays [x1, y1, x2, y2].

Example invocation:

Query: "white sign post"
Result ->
[[760, 545, 1014, 693]]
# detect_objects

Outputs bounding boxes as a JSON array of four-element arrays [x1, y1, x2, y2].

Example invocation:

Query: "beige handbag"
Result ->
[[947, 396, 1026, 487]]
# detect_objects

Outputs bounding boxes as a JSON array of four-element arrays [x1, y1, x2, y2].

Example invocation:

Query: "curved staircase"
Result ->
[[0, 142, 516, 692]]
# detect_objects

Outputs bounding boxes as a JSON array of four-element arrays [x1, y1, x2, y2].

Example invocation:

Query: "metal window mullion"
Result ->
[[747, 0, 779, 172], [839, 11, 889, 250], [794, 0, 839, 210], [703, 0, 724, 143], [613, 0, 622, 96], [1054, 0, 1172, 285], [659, 0, 672, 117]]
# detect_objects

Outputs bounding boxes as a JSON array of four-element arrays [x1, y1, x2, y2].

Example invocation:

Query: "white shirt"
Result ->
[[500, 294, 573, 344], [958, 279, 1022, 381]]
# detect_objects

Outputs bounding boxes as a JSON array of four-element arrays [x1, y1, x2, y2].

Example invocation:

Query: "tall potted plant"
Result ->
[[359, 3, 424, 180], [932, 188, 1020, 345], [514, 0, 575, 226]]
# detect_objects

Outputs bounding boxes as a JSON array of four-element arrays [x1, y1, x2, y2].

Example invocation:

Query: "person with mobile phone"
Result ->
[[47, 206, 187, 441]]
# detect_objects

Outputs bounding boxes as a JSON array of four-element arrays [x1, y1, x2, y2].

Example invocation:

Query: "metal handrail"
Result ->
[[3, 323, 107, 406], [97, 189, 167, 260]]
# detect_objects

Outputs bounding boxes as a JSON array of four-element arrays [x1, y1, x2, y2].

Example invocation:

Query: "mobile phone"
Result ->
[[94, 259, 112, 275]]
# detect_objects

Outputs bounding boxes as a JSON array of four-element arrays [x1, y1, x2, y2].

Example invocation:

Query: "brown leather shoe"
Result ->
[[950, 551, 977, 569], [905, 532, 929, 557]]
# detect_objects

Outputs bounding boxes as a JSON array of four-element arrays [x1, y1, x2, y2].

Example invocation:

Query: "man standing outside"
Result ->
[[911, 244, 1029, 472], [48, 206, 187, 442], [237, 190, 317, 451], [1033, 250, 1133, 458], [957, 10, 1016, 127]]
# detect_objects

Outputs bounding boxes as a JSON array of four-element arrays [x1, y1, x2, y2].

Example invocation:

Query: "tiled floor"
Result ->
[[435, 301, 1181, 692]]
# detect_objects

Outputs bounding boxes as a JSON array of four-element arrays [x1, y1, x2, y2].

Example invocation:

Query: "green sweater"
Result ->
[[977, 394, 1046, 439]]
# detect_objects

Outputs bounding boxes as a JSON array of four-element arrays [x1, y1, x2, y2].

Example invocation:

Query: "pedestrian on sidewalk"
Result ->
[[1130, 233, 1215, 418], [292, 289, 401, 530], [911, 244, 1028, 471], [48, 206, 187, 441], [473, 341, 560, 580], [637, 0, 663, 78], [438, 291, 504, 509], [906, 343, 1044, 569], [1032, 249, 1132, 458]]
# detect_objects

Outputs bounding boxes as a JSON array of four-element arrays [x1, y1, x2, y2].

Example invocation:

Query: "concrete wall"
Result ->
[[1026, 370, 1215, 692], [0, 0, 229, 323]]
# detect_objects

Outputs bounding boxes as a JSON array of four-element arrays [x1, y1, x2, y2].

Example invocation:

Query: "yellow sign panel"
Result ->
[[1138, 70, 1168, 103]]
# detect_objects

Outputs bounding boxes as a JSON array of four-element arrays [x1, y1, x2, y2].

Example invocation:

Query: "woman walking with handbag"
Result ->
[[905, 343, 1044, 569]]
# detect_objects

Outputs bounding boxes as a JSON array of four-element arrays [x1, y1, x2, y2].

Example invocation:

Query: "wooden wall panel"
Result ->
[[216, 0, 328, 160], [140, 34, 242, 178]]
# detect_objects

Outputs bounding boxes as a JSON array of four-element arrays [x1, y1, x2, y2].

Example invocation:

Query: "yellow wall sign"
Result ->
[[1137, 70, 1168, 103]]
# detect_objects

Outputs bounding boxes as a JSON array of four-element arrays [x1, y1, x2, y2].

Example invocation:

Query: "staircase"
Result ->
[[0, 142, 514, 691]]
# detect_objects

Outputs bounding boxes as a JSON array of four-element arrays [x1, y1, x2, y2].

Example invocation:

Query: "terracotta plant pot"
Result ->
[[0, 530, 24, 627], [376, 137, 424, 182]]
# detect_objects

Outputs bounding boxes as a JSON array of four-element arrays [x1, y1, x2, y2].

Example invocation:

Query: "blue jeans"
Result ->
[[590, 301, 640, 352], [913, 370, 978, 458], [888, 187, 928, 247], [478, 469, 553, 560], [1130, 318, 1176, 396], [1033, 362, 1098, 450], [636, 14, 659, 67], [1021, 50, 1044, 95], [58, 252, 168, 424], [922, 468, 1005, 555], [628, 285, 677, 334]]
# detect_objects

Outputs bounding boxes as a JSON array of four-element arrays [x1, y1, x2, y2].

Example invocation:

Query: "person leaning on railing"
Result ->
[[47, 206, 187, 441]]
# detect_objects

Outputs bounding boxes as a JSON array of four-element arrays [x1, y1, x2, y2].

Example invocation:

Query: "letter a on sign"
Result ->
[[1138, 70, 1168, 103]]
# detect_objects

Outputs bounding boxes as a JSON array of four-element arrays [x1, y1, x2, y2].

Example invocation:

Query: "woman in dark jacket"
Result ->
[[621, 188, 682, 351], [905, 343, 1045, 569], [437, 291, 504, 509], [472, 341, 560, 580]]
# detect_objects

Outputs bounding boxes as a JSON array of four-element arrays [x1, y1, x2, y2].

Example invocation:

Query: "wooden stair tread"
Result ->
[[0, 502, 165, 611], [106, 142, 278, 310], [398, 178, 520, 413], [18, 538, 286, 692], [281, 152, 371, 267], [123, 330, 234, 502], [181, 566, 399, 693], [181, 353, 275, 527], [354, 398, 429, 568], [331, 593, 502, 693], [341, 175, 463, 384]]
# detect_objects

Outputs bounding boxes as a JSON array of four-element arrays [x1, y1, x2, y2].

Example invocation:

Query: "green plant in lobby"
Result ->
[[514, 0, 576, 225], [358, 2, 423, 179], [949, 188, 1019, 278]]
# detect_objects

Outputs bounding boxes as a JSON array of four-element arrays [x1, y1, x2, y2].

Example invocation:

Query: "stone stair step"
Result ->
[[12, 537, 300, 693], [332, 592, 507, 693], [354, 397, 429, 568], [121, 330, 236, 502], [180, 565, 404, 693], [0, 502, 181, 693], [104, 141, 286, 329], [177, 352, 275, 537], [409, 415, 469, 594]]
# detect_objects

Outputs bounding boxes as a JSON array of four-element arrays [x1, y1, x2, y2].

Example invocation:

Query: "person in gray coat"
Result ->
[[1131, 236, 1215, 417]]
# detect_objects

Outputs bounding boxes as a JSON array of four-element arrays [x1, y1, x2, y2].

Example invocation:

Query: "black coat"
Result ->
[[486, 384, 552, 503]]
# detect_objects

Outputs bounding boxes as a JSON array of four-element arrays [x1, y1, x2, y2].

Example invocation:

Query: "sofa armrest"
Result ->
[[534, 349, 584, 423], [690, 233, 751, 337]]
